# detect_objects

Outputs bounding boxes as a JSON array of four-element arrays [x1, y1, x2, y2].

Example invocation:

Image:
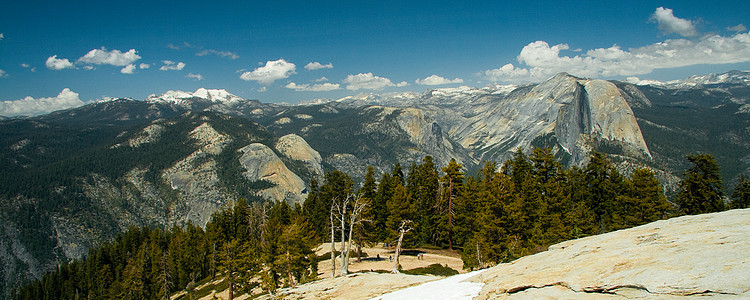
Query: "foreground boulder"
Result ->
[[472, 208, 750, 298]]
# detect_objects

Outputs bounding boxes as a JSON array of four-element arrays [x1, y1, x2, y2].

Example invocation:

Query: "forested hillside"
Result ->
[[16, 149, 748, 299]]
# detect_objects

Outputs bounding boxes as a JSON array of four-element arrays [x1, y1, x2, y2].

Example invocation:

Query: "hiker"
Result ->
[[377, 254, 381, 260], [389, 255, 392, 262]]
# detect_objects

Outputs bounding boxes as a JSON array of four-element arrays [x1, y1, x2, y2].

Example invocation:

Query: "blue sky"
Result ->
[[1, 0, 749, 115]]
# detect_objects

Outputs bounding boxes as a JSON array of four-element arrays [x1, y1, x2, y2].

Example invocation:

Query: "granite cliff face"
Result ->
[[347, 73, 651, 167], [275, 134, 324, 177], [238, 143, 307, 204]]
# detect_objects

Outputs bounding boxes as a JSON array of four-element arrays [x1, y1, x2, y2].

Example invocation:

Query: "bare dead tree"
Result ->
[[329, 198, 338, 278], [392, 220, 413, 274], [344, 194, 370, 274]]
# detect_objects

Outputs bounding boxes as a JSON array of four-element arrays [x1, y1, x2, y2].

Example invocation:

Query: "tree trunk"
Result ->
[[330, 203, 336, 278], [286, 250, 296, 287], [448, 178, 454, 250], [340, 201, 348, 276], [392, 227, 406, 273], [357, 240, 362, 263], [345, 214, 356, 273]]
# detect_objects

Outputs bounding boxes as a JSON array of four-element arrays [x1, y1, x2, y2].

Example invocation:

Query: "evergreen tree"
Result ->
[[731, 175, 750, 209], [617, 168, 671, 227], [373, 173, 394, 241], [439, 158, 464, 250], [676, 154, 725, 215], [407, 156, 440, 245]]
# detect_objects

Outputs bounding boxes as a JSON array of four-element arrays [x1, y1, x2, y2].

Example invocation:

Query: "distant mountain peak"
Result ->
[[146, 88, 243, 104], [625, 70, 750, 89]]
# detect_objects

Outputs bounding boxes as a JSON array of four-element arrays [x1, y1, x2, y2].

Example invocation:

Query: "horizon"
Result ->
[[1, 1, 749, 116]]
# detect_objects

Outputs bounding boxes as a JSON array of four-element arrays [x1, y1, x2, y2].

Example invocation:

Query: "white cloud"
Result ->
[[285, 82, 341, 92], [0, 69, 7, 78], [0, 88, 85, 117], [484, 63, 530, 81], [343, 72, 406, 90], [46, 55, 74, 70], [727, 24, 747, 32], [0, 33, 3, 40], [186, 73, 204, 80], [83, 65, 95, 70], [483, 32, 750, 83], [305, 62, 333, 70], [159, 60, 186, 71], [257, 86, 268, 92], [120, 64, 136, 74], [78, 48, 141, 66], [139, 63, 150, 69], [21, 64, 36, 72], [316, 77, 329, 82], [196, 49, 239, 59], [167, 42, 192, 50], [239, 59, 296, 85], [651, 7, 697, 37], [416, 75, 464, 85]]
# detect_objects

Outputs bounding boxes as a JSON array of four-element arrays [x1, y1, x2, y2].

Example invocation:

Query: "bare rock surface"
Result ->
[[275, 134, 324, 177], [471, 209, 750, 298], [238, 143, 306, 203]]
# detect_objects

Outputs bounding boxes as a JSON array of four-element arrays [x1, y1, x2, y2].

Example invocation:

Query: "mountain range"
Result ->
[[1, 70, 749, 297]]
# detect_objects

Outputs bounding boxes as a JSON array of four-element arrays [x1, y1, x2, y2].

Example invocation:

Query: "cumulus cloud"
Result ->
[[483, 63, 530, 81], [0, 33, 4, 40], [167, 42, 192, 50], [240, 59, 296, 85], [285, 82, 341, 92], [416, 75, 464, 85], [196, 49, 239, 59], [343, 73, 407, 90], [120, 64, 136, 74], [46, 55, 75, 70], [305, 62, 333, 70], [0, 88, 85, 117], [186, 73, 204, 80], [78, 48, 141, 66], [0, 69, 7, 78], [139, 63, 150, 69], [316, 77, 329, 82], [651, 7, 698, 37], [483, 32, 750, 83], [727, 24, 747, 32], [159, 60, 186, 71]]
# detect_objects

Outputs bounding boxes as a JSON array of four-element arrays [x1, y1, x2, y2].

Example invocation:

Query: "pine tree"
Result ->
[[439, 158, 464, 250], [617, 168, 671, 226], [407, 156, 439, 246], [731, 175, 750, 209], [357, 166, 379, 260], [676, 154, 725, 215]]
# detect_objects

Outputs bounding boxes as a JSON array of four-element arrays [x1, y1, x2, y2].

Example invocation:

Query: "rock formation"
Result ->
[[471, 208, 750, 298], [238, 143, 307, 204], [275, 134, 324, 177]]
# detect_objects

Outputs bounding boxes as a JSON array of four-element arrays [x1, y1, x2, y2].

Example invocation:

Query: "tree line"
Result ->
[[15, 148, 750, 299], [15, 199, 317, 300]]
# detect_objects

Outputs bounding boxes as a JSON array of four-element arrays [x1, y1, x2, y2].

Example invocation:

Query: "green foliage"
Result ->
[[15, 200, 318, 299], [402, 264, 459, 276], [731, 175, 750, 209], [676, 154, 725, 215]]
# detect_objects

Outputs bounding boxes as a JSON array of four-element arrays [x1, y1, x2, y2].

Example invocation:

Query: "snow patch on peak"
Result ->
[[192, 88, 243, 102], [147, 88, 243, 104]]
